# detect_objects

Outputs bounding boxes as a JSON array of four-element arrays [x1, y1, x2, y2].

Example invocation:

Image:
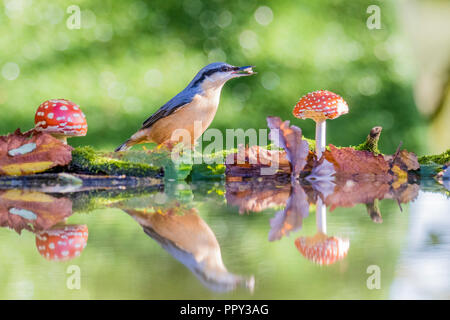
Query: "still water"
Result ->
[[0, 176, 449, 299]]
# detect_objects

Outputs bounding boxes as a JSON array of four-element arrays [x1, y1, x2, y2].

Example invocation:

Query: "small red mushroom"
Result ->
[[35, 224, 88, 262], [34, 99, 87, 144], [293, 90, 348, 159]]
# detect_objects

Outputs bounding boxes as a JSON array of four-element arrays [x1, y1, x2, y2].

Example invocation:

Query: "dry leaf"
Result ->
[[267, 116, 309, 178], [384, 149, 420, 171], [225, 145, 290, 177], [324, 145, 391, 181], [0, 129, 73, 176]]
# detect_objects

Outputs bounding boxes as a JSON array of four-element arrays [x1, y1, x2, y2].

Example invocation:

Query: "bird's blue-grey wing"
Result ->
[[141, 89, 198, 129]]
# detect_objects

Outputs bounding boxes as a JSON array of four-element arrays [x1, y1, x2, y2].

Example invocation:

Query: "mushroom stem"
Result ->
[[316, 197, 327, 234], [315, 120, 326, 159]]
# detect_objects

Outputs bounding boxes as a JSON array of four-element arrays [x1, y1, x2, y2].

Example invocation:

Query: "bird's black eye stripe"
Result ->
[[220, 66, 235, 72], [191, 65, 235, 87]]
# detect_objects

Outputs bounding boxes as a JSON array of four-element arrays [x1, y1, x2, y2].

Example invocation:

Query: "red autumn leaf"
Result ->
[[0, 129, 73, 176], [324, 145, 391, 180], [0, 189, 73, 234]]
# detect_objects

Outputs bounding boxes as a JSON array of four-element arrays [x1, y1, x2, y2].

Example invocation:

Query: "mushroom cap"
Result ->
[[293, 90, 349, 122], [34, 99, 87, 137], [295, 232, 349, 265], [35, 224, 88, 261]]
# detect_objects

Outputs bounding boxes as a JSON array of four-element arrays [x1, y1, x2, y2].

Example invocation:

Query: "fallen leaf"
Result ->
[[225, 145, 290, 177], [267, 116, 309, 178], [0, 129, 73, 176], [324, 145, 391, 181], [385, 149, 420, 171]]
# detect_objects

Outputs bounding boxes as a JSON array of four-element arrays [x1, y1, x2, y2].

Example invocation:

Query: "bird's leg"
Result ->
[[315, 120, 326, 159]]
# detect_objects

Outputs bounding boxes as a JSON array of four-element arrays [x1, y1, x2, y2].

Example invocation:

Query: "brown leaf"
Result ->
[[267, 116, 309, 178], [324, 145, 391, 181], [0, 190, 73, 234], [0, 129, 73, 176], [384, 149, 420, 171], [225, 145, 291, 177]]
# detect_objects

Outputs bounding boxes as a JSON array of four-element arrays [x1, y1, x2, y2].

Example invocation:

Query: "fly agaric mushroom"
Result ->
[[293, 90, 348, 159], [34, 99, 87, 144], [294, 198, 349, 265], [35, 224, 88, 262]]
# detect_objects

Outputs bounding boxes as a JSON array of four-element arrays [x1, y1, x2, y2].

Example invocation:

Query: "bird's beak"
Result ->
[[232, 65, 256, 76]]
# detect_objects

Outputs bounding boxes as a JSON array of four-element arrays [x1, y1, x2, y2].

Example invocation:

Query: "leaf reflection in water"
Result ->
[[269, 181, 309, 241], [0, 189, 72, 234], [226, 174, 421, 265]]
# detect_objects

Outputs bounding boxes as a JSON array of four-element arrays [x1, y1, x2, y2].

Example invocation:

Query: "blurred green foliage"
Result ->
[[0, 0, 426, 153]]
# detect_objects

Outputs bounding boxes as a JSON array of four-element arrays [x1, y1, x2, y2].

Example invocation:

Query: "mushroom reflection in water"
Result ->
[[35, 224, 88, 261], [295, 198, 349, 265], [123, 204, 254, 293]]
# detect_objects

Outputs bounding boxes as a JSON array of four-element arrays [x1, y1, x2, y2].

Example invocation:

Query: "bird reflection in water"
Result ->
[[118, 192, 255, 293]]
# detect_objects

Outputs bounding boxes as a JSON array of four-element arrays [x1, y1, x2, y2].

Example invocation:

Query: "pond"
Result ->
[[0, 175, 449, 299]]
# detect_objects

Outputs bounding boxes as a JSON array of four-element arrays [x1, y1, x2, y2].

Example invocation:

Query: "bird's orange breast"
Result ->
[[137, 94, 220, 146]]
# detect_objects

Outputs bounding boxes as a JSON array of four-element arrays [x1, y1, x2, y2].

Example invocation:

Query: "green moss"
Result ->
[[354, 141, 381, 154], [418, 149, 450, 166], [70, 146, 161, 177], [353, 127, 382, 155]]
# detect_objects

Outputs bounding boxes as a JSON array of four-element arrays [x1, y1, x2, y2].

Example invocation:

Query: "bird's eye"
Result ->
[[221, 66, 230, 72]]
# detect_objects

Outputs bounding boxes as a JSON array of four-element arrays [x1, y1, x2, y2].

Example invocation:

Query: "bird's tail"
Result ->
[[115, 139, 134, 152]]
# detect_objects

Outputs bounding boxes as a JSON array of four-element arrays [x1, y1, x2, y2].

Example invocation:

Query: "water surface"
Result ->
[[0, 176, 449, 299]]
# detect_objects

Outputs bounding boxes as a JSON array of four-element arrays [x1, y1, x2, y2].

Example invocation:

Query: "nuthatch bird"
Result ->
[[115, 62, 255, 152]]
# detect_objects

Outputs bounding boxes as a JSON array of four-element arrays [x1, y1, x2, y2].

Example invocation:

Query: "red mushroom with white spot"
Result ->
[[35, 224, 88, 262], [34, 99, 87, 144], [294, 198, 349, 265], [293, 90, 348, 159]]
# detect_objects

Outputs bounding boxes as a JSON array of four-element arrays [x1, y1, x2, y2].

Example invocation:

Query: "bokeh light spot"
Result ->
[[144, 69, 163, 88], [358, 75, 381, 96], [239, 30, 259, 50], [208, 48, 227, 63], [261, 72, 280, 90], [2, 62, 20, 81], [254, 6, 273, 26], [216, 10, 232, 28]]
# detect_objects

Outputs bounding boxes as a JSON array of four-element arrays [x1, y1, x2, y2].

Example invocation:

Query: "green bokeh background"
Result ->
[[0, 0, 427, 153]]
